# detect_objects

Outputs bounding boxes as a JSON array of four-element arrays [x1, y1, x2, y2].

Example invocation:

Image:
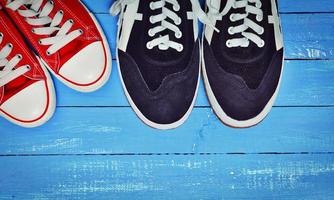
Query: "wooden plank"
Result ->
[[0, 154, 333, 199], [54, 60, 334, 107], [1, 107, 333, 154], [82, 0, 334, 14], [94, 13, 334, 60]]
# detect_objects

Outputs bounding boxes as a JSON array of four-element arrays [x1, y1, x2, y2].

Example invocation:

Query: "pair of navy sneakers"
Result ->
[[111, 0, 284, 130]]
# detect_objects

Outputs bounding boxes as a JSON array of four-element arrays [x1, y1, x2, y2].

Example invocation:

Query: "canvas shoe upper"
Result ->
[[0, 0, 111, 92], [0, 9, 55, 127], [111, 0, 211, 129], [202, 0, 284, 127]]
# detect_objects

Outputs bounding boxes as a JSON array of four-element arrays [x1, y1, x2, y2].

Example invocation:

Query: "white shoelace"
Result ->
[[0, 33, 30, 87], [6, 0, 83, 56], [207, 0, 265, 48], [111, 0, 216, 52]]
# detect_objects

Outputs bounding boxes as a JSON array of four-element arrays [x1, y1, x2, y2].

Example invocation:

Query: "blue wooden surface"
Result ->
[[0, 0, 334, 199]]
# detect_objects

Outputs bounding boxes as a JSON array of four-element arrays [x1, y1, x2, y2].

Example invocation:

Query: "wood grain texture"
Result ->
[[0, 154, 333, 200], [0, 107, 333, 154], [0, 1, 333, 199]]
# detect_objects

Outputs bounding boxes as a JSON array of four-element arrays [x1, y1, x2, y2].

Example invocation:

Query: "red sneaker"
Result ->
[[1, 0, 111, 92], [0, 10, 56, 127]]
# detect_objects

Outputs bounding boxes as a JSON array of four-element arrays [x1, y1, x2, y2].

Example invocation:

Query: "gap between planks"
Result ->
[[1, 152, 334, 157]]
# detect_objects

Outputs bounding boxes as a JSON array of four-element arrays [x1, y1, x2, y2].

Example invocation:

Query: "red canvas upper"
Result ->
[[0, 9, 46, 105], [0, 0, 103, 75]]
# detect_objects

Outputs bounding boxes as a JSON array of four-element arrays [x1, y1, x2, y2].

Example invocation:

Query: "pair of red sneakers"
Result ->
[[0, 0, 111, 127]]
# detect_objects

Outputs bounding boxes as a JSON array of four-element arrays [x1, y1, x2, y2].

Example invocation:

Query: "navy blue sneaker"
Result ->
[[202, 0, 284, 127], [111, 0, 206, 129]]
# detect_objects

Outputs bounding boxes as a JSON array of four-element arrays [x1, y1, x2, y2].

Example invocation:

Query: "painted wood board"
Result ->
[[1, 107, 333, 154], [0, 154, 333, 200]]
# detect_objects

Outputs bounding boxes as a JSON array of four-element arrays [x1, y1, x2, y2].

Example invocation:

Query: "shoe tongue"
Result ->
[[145, 2, 183, 61], [221, 3, 264, 62]]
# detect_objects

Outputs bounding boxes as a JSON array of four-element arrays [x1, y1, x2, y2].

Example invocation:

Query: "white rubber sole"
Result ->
[[201, 38, 284, 128], [0, 57, 56, 128], [42, 1, 112, 93]]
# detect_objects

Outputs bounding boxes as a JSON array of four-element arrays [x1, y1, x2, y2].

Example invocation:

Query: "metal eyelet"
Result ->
[[177, 45, 183, 52], [175, 17, 182, 25], [226, 40, 232, 48], [148, 29, 154, 37], [26, 65, 31, 70], [69, 19, 74, 24], [8, 43, 13, 48], [229, 14, 235, 22], [149, 2, 154, 9], [259, 28, 264, 35], [17, 54, 23, 60], [175, 31, 182, 39], [258, 40, 265, 48], [46, 51, 51, 56], [146, 42, 153, 49], [58, 10, 64, 15], [228, 27, 234, 35], [0, 32, 3, 38], [173, 5, 180, 11], [149, 16, 154, 24], [79, 29, 84, 34]]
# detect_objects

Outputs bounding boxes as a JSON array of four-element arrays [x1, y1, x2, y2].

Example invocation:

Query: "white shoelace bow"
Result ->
[[207, 0, 264, 48], [0, 33, 30, 87], [111, 0, 216, 52], [6, 0, 83, 56]]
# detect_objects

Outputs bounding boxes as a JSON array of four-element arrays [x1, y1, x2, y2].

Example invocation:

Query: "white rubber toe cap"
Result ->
[[0, 81, 48, 122], [59, 41, 106, 86]]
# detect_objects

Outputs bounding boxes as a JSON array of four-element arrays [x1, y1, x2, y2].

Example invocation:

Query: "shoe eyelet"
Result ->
[[31, 29, 35, 33], [38, 40, 43, 45], [149, 16, 154, 24], [8, 43, 13, 48], [226, 40, 232, 48], [26, 65, 31, 70], [229, 14, 235, 22], [46, 51, 51, 56], [148, 29, 154, 37], [258, 40, 265, 48], [228, 27, 234, 35], [256, 15, 263, 22], [175, 18, 182, 25], [175, 31, 182, 39], [0, 32, 3, 38], [173, 5, 180, 11], [69, 19, 74, 24], [149, 2, 154, 10], [146, 42, 153, 49], [177, 45, 183, 52], [17, 54, 23, 60], [58, 10, 64, 15], [79, 29, 84, 34], [49, 0, 54, 5], [259, 28, 264, 35]]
